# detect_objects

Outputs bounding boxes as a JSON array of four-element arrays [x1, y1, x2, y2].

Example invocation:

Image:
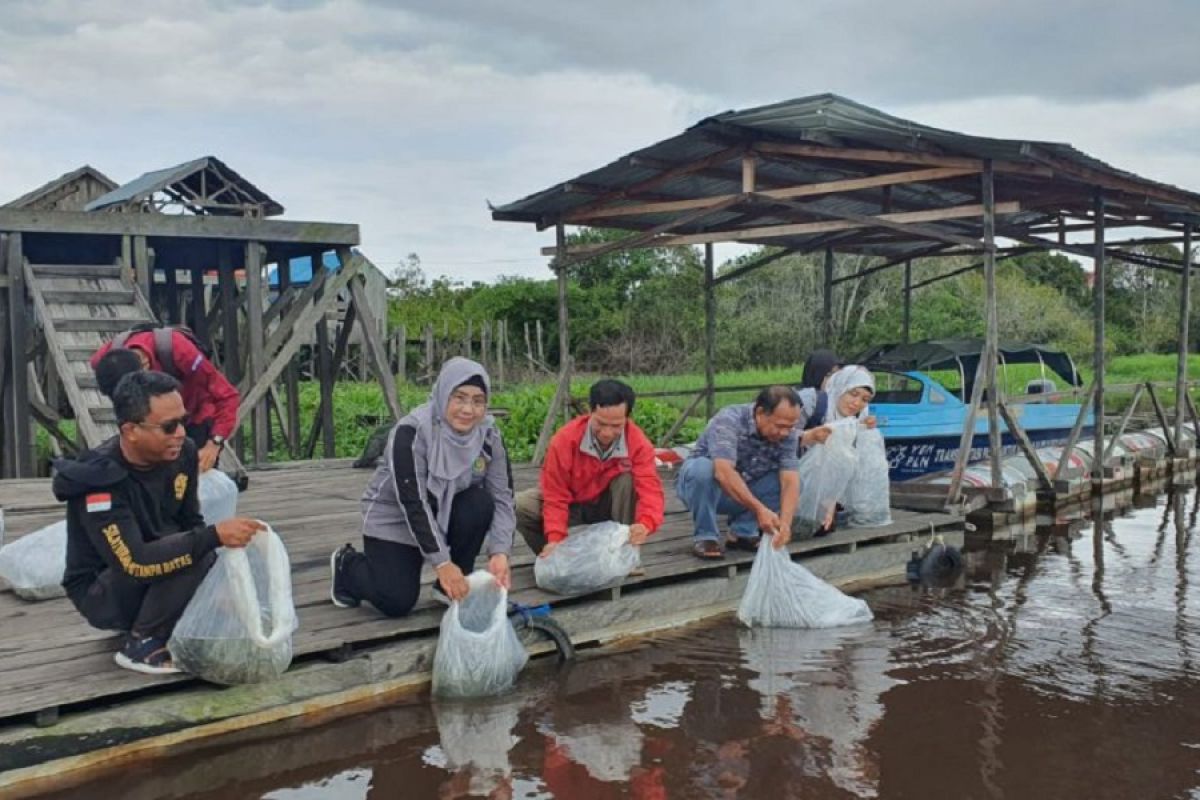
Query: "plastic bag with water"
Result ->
[[796, 421, 858, 534], [198, 470, 239, 526], [168, 524, 298, 685], [844, 427, 892, 528], [432, 571, 528, 698], [0, 521, 67, 601], [533, 520, 640, 595], [737, 539, 873, 628]]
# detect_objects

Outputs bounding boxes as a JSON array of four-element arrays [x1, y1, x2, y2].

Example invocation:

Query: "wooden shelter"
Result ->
[[492, 93, 1200, 504], [0, 157, 400, 477]]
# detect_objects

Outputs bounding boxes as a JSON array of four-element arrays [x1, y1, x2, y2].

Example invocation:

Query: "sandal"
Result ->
[[692, 539, 725, 560], [725, 535, 762, 552]]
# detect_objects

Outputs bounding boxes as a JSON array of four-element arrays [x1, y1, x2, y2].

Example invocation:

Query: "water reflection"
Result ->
[[35, 485, 1200, 800]]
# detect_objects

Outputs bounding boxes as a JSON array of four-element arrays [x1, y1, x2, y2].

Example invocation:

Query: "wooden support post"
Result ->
[[495, 320, 505, 387], [480, 320, 491, 372], [998, 401, 1053, 490], [533, 358, 572, 466], [946, 346, 991, 505], [397, 323, 407, 385], [133, 235, 151, 307], [190, 267, 209, 349], [555, 223, 569, 370], [1185, 390, 1200, 443], [1092, 193, 1106, 483], [704, 242, 716, 419], [423, 322, 434, 379], [1147, 381, 1176, 455], [6, 233, 33, 477], [120, 235, 133, 285], [0, 233, 12, 477], [218, 245, 242, 456], [1054, 381, 1097, 480], [1174, 224, 1193, 452], [659, 389, 707, 448], [343, 251, 401, 420], [536, 318, 546, 365], [902, 259, 912, 344], [315, 313, 336, 459], [163, 264, 178, 323], [1104, 384, 1145, 460], [304, 301, 357, 459], [823, 247, 834, 347], [277, 260, 301, 458], [982, 162, 1003, 487], [245, 241, 268, 463]]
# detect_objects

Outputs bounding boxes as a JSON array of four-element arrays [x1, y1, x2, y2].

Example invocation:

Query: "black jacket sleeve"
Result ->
[[71, 490, 219, 584]]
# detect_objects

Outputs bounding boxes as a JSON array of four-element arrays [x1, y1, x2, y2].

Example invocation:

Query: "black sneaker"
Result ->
[[330, 544, 360, 609], [114, 635, 180, 676]]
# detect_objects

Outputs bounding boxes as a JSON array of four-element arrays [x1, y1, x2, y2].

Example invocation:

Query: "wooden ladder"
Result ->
[[24, 261, 157, 447]]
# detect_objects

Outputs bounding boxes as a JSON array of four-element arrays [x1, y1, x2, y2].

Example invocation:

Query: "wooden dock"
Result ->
[[0, 459, 962, 788]]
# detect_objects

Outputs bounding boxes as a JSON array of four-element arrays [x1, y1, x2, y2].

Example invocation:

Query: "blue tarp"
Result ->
[[267, 251, 342, 288]]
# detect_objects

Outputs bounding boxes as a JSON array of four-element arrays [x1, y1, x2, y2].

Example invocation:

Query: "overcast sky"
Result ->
[[2, 0, 1198, 282]]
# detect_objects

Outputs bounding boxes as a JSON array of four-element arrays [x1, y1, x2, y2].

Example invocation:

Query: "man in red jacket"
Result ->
[[92, 327, 240, 473], [516, 379, 665, 557]]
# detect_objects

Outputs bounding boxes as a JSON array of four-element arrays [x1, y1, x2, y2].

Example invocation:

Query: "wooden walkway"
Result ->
[[0, 460, 962, 725]]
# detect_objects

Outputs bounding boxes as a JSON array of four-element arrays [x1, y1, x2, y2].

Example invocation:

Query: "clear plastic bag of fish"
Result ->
[[0, 521, 67, 601], [844, 427, 892, 528], [796, 421, 858, 533], [533, 521, 640, 595], [198, 469, 239, 526], [433, 571, 528, 698], [737, 539, 873, 628], [168, 524, 297, 685]]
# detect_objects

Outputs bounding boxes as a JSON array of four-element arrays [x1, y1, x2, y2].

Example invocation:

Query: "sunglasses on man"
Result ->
[[132, 415, 189, 435]]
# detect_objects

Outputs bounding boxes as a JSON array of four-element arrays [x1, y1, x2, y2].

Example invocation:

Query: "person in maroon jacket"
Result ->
[[515, 379, 665, 558], [92, 327, 240, 473]]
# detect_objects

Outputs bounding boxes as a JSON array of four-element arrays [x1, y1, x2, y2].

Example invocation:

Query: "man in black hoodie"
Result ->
[[53, 371, 263, 675]]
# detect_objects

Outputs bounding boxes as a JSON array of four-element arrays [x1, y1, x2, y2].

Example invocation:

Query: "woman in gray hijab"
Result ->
[[330, 358, 515, 617]]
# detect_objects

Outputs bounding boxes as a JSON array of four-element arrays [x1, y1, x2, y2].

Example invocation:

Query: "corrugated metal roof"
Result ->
[[85, 156, 284, 217], [492, 93, 1200, 258]]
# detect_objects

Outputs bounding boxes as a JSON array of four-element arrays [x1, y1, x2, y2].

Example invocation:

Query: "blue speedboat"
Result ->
[[857, 340, 1093, 481]]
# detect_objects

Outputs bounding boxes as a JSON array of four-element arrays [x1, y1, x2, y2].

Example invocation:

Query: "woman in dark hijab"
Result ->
[[800, 349, 841, 390], [329, 357, 515, 617]]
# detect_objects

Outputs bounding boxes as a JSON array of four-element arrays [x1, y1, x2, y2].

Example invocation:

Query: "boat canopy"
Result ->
[[855, 338, 1083, 395]]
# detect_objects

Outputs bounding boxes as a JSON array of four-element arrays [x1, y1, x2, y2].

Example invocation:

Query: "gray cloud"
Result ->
[[383, 0, 1200, 103], [0, 1, 1197, 284]]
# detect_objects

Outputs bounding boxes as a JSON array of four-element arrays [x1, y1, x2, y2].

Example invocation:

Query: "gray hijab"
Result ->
[[401, 357, 493, 529]]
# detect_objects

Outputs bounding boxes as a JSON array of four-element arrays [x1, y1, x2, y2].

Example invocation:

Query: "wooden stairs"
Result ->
[[24, 261, 157, 447]]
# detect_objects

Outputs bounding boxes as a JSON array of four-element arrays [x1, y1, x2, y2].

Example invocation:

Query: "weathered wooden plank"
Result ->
[[344, 250, 401, 421], [0, 210, 360, 245], [235, 255, 361, 427], [28, 265, 122, 280], [41, 290, 136, 305], [51, 318, 141, 333], [544, 201, 1023, 255]]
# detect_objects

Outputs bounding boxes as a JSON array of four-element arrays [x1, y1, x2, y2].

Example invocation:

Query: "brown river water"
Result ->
[[38, 487, 1200, 799]]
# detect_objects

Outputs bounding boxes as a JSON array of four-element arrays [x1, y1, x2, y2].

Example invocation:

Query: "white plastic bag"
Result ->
[[433, 571, 528, 698], [533, 521, 640, 595], [844, 427, 892, 528], [797, 421, 858, 533], [168, 524, 297, 685], [198, 470, 239, 526], [737, 540, 873, 628], [0, 521, 67, 600]]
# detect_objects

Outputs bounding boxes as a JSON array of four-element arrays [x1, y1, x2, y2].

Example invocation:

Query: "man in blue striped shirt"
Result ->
[[677, 386, 802, 559]]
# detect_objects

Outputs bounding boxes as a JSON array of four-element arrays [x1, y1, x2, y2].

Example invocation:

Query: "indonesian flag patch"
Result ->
[[85, 493, 112, 513]]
